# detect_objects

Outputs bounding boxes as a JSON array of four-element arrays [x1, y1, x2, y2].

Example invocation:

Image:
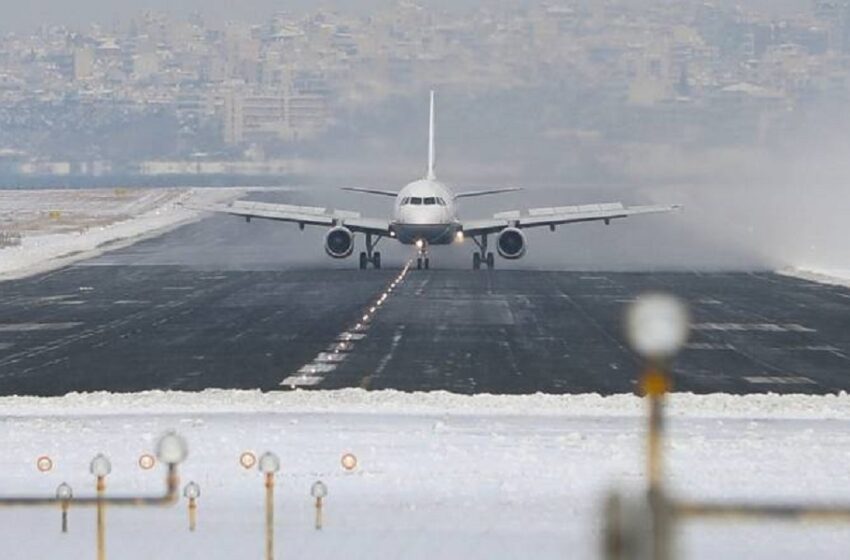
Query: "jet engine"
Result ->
[[324, 226, 354, 258], [497, 227, 527, 259]]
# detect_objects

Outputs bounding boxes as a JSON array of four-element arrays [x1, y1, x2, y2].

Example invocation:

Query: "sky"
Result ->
[[0, 0, 813, 33], [0, 0, 485, 32]]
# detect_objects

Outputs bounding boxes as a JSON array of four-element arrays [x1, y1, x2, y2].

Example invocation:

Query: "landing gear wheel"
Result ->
[[486, 252, 495, 270], [417, 257, 423, 270], [424, 258, 430, 270], [373, 252, 382, 269], [473, 252, 481, 270], [359, 252, 367, 270]]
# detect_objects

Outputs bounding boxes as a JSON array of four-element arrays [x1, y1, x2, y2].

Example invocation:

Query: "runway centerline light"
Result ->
[[625, 293, 690, 360]]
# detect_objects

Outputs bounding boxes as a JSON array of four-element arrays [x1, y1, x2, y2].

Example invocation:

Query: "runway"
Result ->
[[0, 212, 848, 396]]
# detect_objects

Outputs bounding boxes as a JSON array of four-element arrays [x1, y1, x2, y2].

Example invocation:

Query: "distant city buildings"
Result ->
[[0, 1, 849, 177]]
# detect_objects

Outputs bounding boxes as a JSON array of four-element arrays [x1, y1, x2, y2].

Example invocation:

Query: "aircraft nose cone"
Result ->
[[399, 206, 445, 224]]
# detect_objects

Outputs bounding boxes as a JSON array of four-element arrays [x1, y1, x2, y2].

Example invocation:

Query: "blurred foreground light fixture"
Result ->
[[311, 481, 328, 530], [156, 431, 189, 465], [625, 293, 690, 361]]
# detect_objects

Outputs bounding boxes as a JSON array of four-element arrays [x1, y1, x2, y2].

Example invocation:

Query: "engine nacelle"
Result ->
[[324, 226, 354, 258], [497, 227, 527, 259]]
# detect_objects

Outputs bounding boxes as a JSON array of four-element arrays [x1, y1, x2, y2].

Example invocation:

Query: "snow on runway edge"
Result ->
[[4, 388, 850, 419]]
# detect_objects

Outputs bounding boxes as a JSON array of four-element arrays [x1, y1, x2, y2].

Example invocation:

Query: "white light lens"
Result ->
[[183, 481, 201, 499], [258, 452, 281, 474], [56, 482, 73, 500], [156, 432, 189, 464], [90, 454, 112, 477], [455, 231, 464, 242], [311, 481, 328, 498], [625, 293, 690, 359]]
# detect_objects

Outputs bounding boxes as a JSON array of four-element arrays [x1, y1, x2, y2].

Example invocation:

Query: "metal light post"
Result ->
[[311, 481, 328, 530], [624, 293, 690, 560], [258, 452, 281, 560], [56, 483, 73, 533], [89, 454, 112, 560], [0, 432, 187, 560], [183, 482, 200, 532]]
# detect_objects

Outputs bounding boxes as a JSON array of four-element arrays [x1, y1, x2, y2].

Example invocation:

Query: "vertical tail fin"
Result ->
[[427, 90, 436, 180]]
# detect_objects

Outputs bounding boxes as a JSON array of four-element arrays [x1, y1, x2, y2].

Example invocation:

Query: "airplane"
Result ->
[[199, 91, 681, 270]]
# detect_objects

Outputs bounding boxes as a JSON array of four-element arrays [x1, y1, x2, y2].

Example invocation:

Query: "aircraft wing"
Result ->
[[454, 187, 522, 199], [462, 202, 682, 236], [341, 187, 398, 197], [193, 200, 392, 235]]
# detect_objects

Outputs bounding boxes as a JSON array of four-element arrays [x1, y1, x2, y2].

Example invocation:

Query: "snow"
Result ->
[[0, 188, 249, 280], [3, 389, 850, 559], [781, 267, 850, 288]]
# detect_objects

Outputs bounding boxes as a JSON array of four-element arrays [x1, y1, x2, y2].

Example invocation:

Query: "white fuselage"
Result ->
[[391, 179, 460, 245]]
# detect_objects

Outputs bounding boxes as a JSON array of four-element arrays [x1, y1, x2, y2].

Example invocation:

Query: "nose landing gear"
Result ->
[[415, 239, 430, 270]]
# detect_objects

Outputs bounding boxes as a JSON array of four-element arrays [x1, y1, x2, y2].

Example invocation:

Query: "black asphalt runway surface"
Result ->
[[0, 211, 848, 396]]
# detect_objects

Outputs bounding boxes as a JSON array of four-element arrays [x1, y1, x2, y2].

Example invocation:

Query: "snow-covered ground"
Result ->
[[0, 188, 249, 280], [782, 267, 850, 288], [4, 389, 850, 559]]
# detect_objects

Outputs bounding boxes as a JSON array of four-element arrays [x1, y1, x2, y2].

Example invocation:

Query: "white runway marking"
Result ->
[[745, 376, 816, 385], [693, 323, 816, 333], [280, 374, 324, 387], [0, 322, 83, 332], [280, 260, 413, 388], [685, 342, 735, 350]]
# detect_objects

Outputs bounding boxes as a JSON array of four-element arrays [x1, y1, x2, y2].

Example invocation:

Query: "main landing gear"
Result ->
[[471, 234, 495, 270], [359, 232, 382, 269]]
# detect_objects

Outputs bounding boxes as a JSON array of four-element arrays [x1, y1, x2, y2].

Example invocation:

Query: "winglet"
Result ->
[[427, 90, 436, 180]]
